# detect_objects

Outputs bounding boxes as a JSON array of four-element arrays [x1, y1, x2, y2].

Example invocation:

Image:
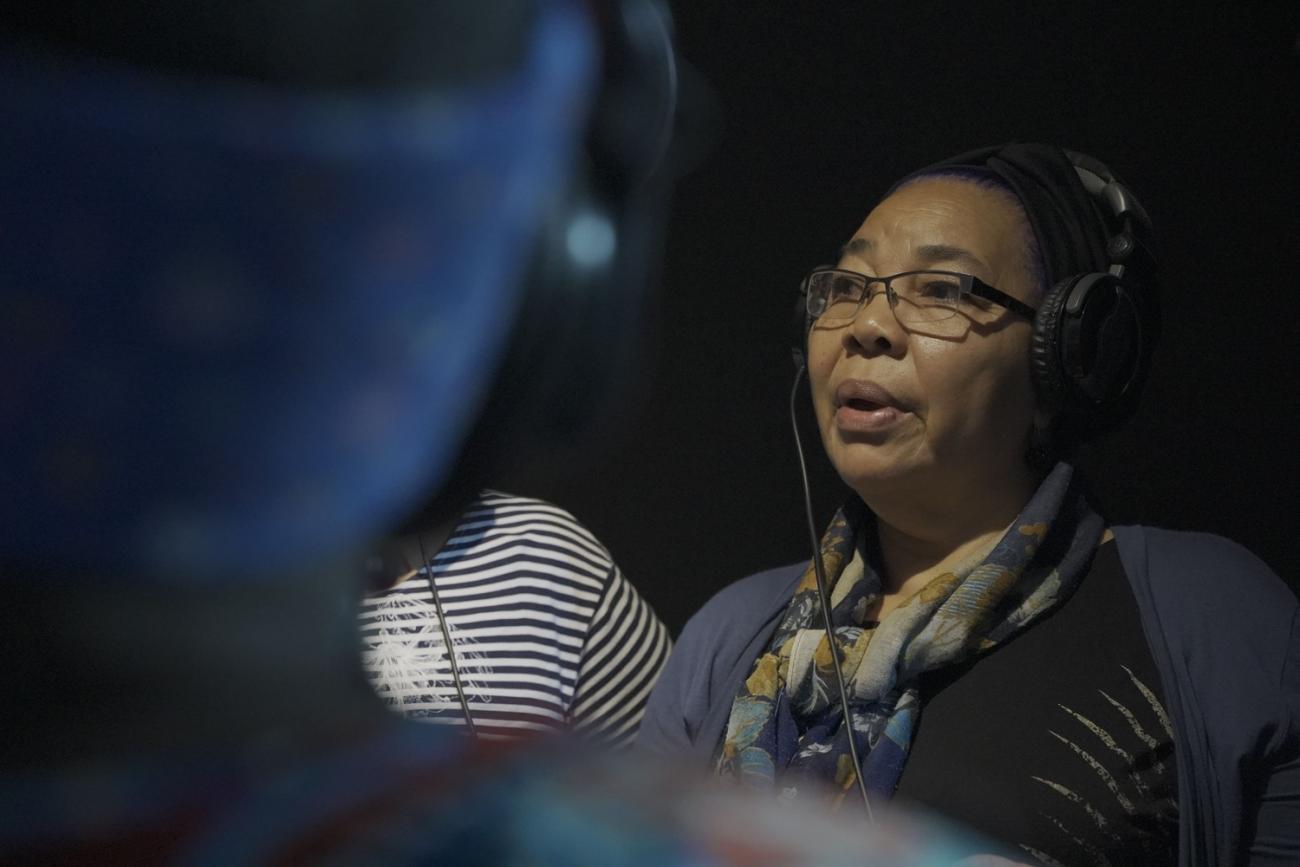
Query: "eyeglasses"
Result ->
[[803, 268, 1037, 330]]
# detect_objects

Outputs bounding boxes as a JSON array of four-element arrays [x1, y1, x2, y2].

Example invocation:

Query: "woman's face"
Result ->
[[806, 176, 1042, 505]]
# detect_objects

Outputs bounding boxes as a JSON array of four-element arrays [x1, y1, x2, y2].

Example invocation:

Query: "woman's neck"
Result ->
[[865, 468, 1039, 598]]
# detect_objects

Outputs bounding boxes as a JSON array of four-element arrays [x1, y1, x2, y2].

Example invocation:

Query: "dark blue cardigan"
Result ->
[[639, 527, 1300, 866]]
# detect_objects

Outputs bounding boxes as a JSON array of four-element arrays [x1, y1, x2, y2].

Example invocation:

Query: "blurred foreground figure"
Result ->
[[0, 2, 989, 864]]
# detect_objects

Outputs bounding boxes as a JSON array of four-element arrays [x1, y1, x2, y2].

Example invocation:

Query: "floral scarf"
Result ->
[[716, 462, 1103, 805]]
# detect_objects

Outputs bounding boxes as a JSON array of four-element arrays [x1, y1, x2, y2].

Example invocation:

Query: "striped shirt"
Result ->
[[358, 492, 671, 746]]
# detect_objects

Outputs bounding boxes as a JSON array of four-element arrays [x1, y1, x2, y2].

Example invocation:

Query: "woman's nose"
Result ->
[[844, 287, 905, 356]]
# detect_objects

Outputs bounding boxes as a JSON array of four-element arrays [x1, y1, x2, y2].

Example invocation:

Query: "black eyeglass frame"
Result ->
[[802, 268, 1038, 323]]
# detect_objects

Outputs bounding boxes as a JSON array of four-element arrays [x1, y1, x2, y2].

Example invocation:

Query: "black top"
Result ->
[[895, 541, 1179, 865]]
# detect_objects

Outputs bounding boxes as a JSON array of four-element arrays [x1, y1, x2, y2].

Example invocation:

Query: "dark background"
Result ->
[[535, 1, 1300, 633]]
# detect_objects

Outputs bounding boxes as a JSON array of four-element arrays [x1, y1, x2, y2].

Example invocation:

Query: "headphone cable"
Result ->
[[416, 530, 478, 739], [789, 351, 875, 823]]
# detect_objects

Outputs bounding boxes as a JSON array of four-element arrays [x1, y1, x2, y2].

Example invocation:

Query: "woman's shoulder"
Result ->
[[679, 561, 807, 642], [459, 489, 616, 568], [665, 561, 807, 679], [1113, 524, 1293, 612], [1113, 525, 1297, 692], [472, 489, 603, 537], [638, 562, 807, 758]]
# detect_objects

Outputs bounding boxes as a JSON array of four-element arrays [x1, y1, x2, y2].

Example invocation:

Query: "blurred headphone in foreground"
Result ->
[[1, 0, 691, 580], [399, 0, 690, 528], [1029, 149, 1159, 446]]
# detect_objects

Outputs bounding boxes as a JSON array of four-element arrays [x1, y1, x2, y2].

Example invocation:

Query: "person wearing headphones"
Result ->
[[639, 143, 1300, 866]]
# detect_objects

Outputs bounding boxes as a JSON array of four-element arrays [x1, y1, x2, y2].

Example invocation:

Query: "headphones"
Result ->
[[794, 147, 1159, 451], [1029, 149, 1158, 446], [394, 0, 683, 529]]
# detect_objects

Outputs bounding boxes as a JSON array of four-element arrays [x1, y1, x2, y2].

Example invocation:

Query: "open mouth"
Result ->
[[833, 380, 907, 433]]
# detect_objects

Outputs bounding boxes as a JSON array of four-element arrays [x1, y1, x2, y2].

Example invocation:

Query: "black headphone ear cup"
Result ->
[[1061, 273, 1145, 427], [1066, 276, 1138, 402], [1031, 271, 1148, 446], [1029, 275, 1078, 419]]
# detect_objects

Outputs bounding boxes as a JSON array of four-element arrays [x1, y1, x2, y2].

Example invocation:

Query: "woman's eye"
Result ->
[[918, 280, 961, 300], [829, 277, 859, 299]]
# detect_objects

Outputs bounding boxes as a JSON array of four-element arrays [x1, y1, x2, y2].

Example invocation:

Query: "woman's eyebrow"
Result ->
[[915, 243, 986, 270], [836, 239, 988, 272], [831, 237, 871, 265], [842, 237, 871, 257]]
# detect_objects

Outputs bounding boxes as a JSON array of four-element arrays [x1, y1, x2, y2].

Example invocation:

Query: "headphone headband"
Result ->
[[1063, 149, 1157, 282], [1029, 148, 1160, 448]]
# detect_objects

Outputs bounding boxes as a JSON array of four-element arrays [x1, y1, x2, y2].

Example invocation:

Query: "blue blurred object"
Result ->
[[0, 722, 990, 865], [0, 1, 594, 583]]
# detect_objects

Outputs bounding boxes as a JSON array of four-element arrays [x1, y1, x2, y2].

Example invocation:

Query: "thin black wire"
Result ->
[[789, 352, 875, 823], [416, 530, 478, 739]]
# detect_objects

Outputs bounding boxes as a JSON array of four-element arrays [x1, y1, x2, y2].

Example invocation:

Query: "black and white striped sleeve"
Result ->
[[568, 562, 672, 748]]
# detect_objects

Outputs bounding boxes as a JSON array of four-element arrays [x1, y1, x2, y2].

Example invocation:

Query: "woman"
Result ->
[[639, 143, 1300, 866]]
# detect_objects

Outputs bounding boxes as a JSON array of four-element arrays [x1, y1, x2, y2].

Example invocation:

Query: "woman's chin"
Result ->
[[829, 448, 932, 501]]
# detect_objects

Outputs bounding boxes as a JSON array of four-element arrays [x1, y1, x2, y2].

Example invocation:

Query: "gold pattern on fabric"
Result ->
[[745, 653, 780, 699], [835, 753, 857, 791]]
